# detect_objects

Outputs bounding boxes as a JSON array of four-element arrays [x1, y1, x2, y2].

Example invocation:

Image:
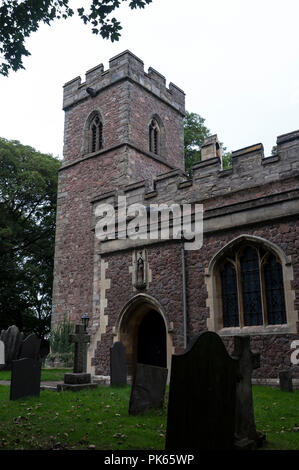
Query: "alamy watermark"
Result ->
[[291, 340, 299, 365], [95, 196, 203, 251]]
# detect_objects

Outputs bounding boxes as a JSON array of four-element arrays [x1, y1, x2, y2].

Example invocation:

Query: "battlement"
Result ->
[[63, 50, 185, 113], [91, 128, 299, 212]]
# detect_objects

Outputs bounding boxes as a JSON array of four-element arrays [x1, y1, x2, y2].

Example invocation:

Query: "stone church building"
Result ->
[[52, 50, 299, 379]]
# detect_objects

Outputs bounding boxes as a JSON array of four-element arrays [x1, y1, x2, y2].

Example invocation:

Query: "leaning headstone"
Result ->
[[232, 335, 265, 449], [10, 358, 41, 401], [57, 324, 97, 392], [279, 370, 293, 392], [0, 340, 5, 368], [129, 363, 168, 415], [166, 331, 238, 450], [110, 341, 127, 386], [0, 325, 24, 369], [20, 333, 41, 360]]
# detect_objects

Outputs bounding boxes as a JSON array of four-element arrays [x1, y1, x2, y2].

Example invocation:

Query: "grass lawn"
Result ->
[[0, 370, 298, 451], [0, 368, 71, 382]]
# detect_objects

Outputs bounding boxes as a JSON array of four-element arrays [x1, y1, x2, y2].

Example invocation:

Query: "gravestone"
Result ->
[[39, 339, 50, 361], [0, 325, 24, 369], [129, 363, 168, 415], [110, 341, 127, 386], [165, 331, 238, 451], [0, 340, 4, 368], [20, 333, 41, 360], [58, 324, 98, 391], [70, 324, 90, 373], [10, 358, 42, 401], [279, 370, 293, 392], [232, 335, 265, 449]]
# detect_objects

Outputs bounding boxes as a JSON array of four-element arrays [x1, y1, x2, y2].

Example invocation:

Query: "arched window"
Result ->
[[220, 261, 239, 327], [89, 114, 103, 153], [218, 244, 286, 328], [149, 119, 160, 155], [240, 247, 263, 326], [264, 253, 287, 325]]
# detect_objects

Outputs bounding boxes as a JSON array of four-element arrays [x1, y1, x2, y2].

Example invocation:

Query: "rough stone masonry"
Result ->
[[51, 50, 299, 380]]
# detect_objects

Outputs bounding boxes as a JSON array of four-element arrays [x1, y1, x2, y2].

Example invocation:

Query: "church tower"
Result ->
[[51, 51, 185, 331]]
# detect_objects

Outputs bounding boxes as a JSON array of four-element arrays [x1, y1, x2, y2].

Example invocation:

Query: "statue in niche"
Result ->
[[135, 252, 146, 290]]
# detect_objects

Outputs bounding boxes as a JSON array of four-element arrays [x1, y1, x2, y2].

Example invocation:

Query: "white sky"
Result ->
[[0, 0, 299, 159]]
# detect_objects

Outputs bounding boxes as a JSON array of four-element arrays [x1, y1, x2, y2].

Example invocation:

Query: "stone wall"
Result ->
[[52, 51, 185, 331]]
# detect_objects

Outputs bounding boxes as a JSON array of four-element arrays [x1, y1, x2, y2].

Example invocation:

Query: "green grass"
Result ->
[[0, 385, 167, 450], [0, 368, 71, 382], [253, 386, 299, 450], [0, 383, 298, 450]]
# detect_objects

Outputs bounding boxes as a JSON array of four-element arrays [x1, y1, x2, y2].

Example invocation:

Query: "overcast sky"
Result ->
[[0, 0, 298, 160]]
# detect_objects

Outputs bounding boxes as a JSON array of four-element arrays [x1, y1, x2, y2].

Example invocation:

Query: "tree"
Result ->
[[0, 0, 152, 76], [184, 110, 232, 175], [0, 137, 61, 338], [184, 111, 210, 177]]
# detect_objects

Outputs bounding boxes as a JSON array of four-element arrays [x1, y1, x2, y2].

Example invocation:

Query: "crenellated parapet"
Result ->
[[63, 50, 185, 114], [91, 128, 299, 212]]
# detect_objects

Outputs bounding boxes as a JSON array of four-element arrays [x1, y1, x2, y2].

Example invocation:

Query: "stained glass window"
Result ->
[[219, 244, 287, 328], [264, 254, 287, 325], [240, 247, 263, 326], [220, 261, 239, 327]]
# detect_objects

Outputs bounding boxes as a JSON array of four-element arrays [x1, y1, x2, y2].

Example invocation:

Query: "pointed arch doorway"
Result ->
[[116, 295, 171, 377]]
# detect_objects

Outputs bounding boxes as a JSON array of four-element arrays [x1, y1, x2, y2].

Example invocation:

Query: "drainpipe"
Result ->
[[181, 237, 188, 349]]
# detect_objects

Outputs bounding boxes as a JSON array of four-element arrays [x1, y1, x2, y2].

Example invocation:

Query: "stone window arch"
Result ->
[[149, 118, 160, 155], [82, 110, 104, 155], [205, 235, 297, 334], [148, 115, 167, 159]]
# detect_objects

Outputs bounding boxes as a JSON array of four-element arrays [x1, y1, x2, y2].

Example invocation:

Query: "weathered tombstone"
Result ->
[[110, 341, 127, 386], [232, 335, 265, 449], [0, 325, 24, 369], [58, 324, 97, 391], [279, 370, 293, 392], [0, 340, 5, 368], [10, 358, 41, 401], [165, 331, 238, 450], [39, 339, 50, 361], [129, 363, 168, 415], [20, 333, 41, 360]]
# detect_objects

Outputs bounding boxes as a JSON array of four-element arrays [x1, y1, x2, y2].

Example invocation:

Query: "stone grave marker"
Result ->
[[0, 340, 4, 368], [165, 331, 238, 450], [20, 333, 41, 360], [110, 341, 127, 386], [58, 324, 97, 391], [0, 325, 24, 369], [39, 339, 50, 361], [129, 363, 168, 415], [232, 335, 265, 449], [279, 370, 293, 392], [10, 358, 42, 401]]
